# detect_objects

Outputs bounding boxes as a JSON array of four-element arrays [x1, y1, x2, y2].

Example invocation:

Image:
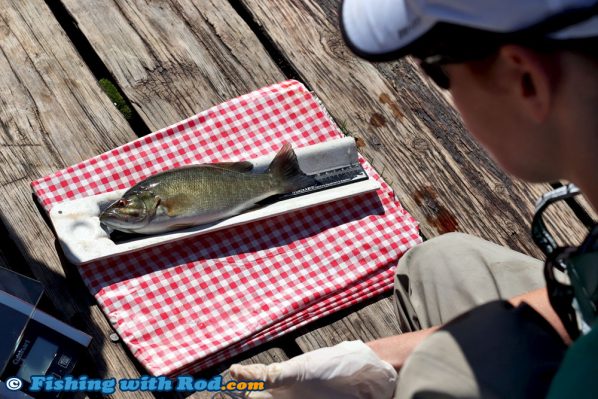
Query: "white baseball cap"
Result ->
[[340, 0, 598, 60]]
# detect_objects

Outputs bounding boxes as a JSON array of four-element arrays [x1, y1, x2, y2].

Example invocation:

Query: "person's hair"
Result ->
[[409, 23, 598, 62]]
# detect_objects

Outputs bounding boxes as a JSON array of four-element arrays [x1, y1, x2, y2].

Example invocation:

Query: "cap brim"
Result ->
[[340, 0, 436, 61]]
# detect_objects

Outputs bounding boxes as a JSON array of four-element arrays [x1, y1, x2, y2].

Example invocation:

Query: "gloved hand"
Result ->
[[228, 340, 397, 399]]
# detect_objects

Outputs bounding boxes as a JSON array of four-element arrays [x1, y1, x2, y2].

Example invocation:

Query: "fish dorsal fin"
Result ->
[[268, 143, 316, 192], [203, 161, 254, 173]]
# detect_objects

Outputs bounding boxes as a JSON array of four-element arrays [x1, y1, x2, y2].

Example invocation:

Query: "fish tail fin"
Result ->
[[268, 143, 316, 192]]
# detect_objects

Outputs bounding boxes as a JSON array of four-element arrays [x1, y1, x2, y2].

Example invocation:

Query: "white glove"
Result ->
[[228, 340, 397, 399]]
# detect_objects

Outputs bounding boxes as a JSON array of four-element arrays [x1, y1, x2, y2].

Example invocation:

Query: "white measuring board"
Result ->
[[49, 138, 381, 265]]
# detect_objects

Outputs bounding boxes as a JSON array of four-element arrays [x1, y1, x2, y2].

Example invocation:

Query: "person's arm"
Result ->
[[366, 327, 438, 369], [367, 287, 570, 370], [509, 287, 571, 344]]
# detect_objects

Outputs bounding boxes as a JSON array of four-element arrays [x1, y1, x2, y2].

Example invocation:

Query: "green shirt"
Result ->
[[546, 325, 598, 398]]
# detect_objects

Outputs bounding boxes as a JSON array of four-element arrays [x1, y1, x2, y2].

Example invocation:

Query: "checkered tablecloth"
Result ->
[[31, 80, 421, 375]]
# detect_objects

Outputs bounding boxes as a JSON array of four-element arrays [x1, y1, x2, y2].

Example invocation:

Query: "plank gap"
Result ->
[[227, 0, 303, 83], [279, 337, 304, 359], [45, 0, 151, 137]]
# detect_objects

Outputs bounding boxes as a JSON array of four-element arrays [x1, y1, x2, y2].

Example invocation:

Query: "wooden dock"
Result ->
[[0, 1, 593, 398]]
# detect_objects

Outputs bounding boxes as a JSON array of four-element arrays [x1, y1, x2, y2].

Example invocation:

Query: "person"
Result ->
[[229, 1, 598, 398]]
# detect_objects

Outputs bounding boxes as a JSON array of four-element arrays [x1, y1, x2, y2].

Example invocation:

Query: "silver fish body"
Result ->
[[99, 143, 315, 234]]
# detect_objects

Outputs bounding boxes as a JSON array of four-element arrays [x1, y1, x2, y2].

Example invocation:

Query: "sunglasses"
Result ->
[[417, 56, 450, 89], [417, 54, 466, 90], [532, 184, 598, 339], [417, 52, 496, 90]]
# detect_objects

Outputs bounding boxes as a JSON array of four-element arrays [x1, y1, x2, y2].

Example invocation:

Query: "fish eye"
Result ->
[[117, 199, 129, 207]]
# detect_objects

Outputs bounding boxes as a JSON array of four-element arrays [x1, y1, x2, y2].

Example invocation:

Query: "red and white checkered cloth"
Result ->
[[31, 80, 421, 375]]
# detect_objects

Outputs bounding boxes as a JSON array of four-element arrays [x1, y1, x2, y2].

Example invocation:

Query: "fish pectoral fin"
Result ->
[[203, 161, 254, 173], [147, 194, 162, 218], [159, 195, 196, 217]]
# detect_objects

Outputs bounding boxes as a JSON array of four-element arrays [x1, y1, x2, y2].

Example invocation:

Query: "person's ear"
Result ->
[[497, 45, 557, 123]]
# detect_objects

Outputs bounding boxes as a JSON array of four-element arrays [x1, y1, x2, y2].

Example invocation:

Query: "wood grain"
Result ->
[[59, 0, 285, 131], [294, 297, 401, 349], [0, 1, 155, 397], [234, 0, 591, 350]]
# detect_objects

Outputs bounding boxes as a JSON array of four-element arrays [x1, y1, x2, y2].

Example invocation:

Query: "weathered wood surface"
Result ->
[[295, 296, 401, 348], [1, 0, 594, 395], [0, 0, 159, 397], [235, 0, 591, 351], [59, 0, 284, 131]]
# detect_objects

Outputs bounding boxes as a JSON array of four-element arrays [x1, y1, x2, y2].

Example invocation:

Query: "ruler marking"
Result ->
[[266, 163, 369, 202]]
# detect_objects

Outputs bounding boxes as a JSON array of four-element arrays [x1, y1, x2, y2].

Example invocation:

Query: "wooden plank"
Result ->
[[0, 1, 156, 397], [59, 0, 285, 131], [294, 297, 401, 349], [234, 0, 591, 350]]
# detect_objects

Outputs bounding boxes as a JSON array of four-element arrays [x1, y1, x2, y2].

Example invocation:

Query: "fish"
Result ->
[[99, 143, 316, 234]]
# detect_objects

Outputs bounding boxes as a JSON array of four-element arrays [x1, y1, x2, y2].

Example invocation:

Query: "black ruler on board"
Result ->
[[263, 162, 369, 203]]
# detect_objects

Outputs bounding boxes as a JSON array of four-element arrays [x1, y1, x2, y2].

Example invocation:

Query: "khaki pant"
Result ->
[[393, 233, 566, 399]]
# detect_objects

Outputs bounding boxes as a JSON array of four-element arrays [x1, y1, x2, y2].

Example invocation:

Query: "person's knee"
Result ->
[[397, 232, 475, 281], [393, 232, 499, 330]]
